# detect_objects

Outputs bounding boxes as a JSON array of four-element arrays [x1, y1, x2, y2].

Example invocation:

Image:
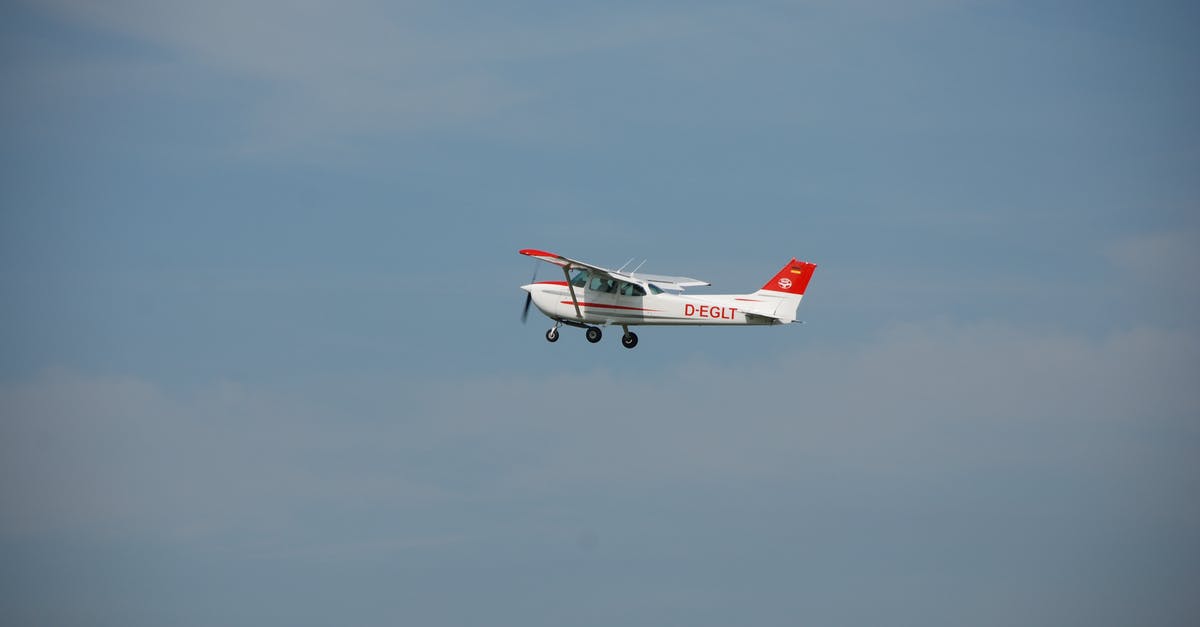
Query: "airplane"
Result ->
[[519, 248, 817, 348]]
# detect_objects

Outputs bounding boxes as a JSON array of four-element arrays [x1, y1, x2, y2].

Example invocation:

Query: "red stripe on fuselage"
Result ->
[[559, 301, 659, 312]]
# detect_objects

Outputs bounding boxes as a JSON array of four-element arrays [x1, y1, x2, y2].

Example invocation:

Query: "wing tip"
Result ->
[[519, 248, 559, 258]]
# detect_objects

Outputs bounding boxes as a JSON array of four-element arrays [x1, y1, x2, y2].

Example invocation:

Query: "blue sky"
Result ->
[[2, 1, 1198, 625]]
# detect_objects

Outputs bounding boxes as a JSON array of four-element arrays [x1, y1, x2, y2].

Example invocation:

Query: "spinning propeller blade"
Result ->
[[521, 263, 538, 323]]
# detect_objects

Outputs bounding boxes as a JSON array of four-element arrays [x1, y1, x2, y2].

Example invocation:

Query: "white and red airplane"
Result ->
[[519, 248, 817, 348]]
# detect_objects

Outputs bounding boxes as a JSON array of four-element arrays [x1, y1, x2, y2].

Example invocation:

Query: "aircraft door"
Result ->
[[585, 275, 619, 320], [615, 281, 648, 322]]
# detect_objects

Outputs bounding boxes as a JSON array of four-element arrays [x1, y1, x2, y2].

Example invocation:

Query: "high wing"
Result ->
[[518, 248, 710, 290], [624, 272, 710, 290]]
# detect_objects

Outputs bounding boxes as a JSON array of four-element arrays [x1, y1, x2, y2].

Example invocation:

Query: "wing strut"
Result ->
[[562, 266, 583, 320]]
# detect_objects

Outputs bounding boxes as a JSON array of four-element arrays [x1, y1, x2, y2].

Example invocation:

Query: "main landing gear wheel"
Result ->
[[585, 326, 603, 343], [545, 328, 559, 342], [621, 331, 638, 349]]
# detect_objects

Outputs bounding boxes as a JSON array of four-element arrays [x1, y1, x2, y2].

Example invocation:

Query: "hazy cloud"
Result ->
[[1108, 231, 1200, 284], [1105, 230, 1200, 325], [4, 321, 1195, 544], [4, 320, 1196, 625]]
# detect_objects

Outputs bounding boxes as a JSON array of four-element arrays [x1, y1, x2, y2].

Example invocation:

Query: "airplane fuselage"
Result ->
[[522, 281, 783, 326]]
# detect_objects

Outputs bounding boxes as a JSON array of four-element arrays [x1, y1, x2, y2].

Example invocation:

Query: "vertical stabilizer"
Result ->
[[751, 259, 817, 323], [759, 259, 817, 295]]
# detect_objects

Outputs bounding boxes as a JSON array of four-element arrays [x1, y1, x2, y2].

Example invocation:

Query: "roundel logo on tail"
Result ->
[[778, 278, 792, 290]]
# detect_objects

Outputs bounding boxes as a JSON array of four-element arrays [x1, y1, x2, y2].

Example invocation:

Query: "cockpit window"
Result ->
[[585, 275, 622, 294], [570, 270, 589, 288]]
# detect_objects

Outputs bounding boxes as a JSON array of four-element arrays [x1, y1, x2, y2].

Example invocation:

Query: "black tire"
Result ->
[[585, 326, 602, 343], [546, 328, 559, 342], [621, 332, 638, 349]]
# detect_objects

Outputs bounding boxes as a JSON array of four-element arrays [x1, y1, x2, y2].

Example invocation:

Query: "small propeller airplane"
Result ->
[[519, 248, 817, 348]]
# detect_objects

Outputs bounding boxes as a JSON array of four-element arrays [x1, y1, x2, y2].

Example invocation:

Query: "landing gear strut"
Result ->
[[585, 326, 603, 343]]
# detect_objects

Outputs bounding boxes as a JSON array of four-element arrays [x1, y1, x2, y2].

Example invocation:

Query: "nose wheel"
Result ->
[[545, 327, 559, 342]]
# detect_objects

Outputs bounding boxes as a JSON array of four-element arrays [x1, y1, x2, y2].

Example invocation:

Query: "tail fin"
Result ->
[[749, 259, 817, 323], [760, 259, 817, 295]]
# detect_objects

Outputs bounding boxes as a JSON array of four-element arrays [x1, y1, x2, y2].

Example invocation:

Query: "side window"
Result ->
[[648, 284, 664, 295], [589, 276, 605, 291], [617, 282, 645, 297]]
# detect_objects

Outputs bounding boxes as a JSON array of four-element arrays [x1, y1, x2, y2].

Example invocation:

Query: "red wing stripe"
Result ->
[[519, 248, 560, 258], [535, 281, 569, 286]]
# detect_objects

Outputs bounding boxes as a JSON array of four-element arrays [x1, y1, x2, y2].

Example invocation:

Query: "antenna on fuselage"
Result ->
[[630, 259, 647, 276], [617, 257, 635, 273]]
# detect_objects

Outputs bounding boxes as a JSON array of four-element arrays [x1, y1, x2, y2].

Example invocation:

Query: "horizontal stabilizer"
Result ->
[[744, 311, 783, 325]]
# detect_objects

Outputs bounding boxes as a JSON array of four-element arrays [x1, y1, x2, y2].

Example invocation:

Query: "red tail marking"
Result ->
[[760, 259, 817, 295]]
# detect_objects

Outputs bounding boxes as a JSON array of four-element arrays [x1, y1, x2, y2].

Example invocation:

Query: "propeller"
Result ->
[[521, 262, 539, 323]]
